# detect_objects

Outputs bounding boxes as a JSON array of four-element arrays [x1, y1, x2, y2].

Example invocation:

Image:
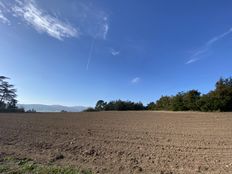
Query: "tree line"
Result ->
[[0, 76, 24, 112], [84, 100, 145, 112], [1, 75, 232, 113], [85, 77, 232, 112]]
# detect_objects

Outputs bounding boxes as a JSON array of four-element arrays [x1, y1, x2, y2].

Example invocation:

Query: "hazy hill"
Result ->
[[18, 104, 87, 112]]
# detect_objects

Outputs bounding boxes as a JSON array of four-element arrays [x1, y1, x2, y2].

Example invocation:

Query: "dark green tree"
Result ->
[[88, 76, 232, 112], [214, 77, 232, 111], [197, 92, 217, 111], [171, 92, 188, 111], [103, 100, 145, 111], [0, 76, 7, 108], [0, 76, 23, 112], [146, 102, 156, 110], [83, 107, 96, 112], [95, 100, 107, 111], [183, 90, 201, 110], [0, 81, 17, 104], [0, 76, 8, 81], [155, 96, 173, 110]]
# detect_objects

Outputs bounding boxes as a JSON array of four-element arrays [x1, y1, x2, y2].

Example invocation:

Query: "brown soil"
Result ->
[[1, 111, 232, 173]]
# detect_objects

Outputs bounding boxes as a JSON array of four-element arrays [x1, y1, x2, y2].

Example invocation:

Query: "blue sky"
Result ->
[[0, 0, 232, 106]]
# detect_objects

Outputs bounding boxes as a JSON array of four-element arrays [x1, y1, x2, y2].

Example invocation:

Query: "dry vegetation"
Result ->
[[1, 111, 232, 173]]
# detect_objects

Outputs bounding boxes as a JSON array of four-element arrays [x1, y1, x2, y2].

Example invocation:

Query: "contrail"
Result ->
[[186, 27, 232, 64], [86, 38, 96, 70], [206, 28, 232, 46]]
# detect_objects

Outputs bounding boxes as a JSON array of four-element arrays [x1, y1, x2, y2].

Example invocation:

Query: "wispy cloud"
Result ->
[[186, 27, 232, 64], [103, 23, 109, 40], [110, 48, 120, 56], [206, 28, 232, 46], [186, 47, 208, 64], [131, 77, 140, 84], [70, 1, 110, 69], [0, 2, 10, 25], [83, 13, 109, 69], [1, 0, 110, 40], [186, 58, 199, 64], [1, 0, 110, 70], [12, 0, 78, 40], [86, 39, 96, 70], [74, 2, 109, 40], [0, 12, 10, 24]]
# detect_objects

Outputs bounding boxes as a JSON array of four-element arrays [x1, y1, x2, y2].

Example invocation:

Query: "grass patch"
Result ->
[[0, 156, 92, 174]]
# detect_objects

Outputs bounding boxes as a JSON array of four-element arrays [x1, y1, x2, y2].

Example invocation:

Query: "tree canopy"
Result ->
[[0, 76, 24, 112], [85, 77, 232, 112], [148, 77, 232, 112]]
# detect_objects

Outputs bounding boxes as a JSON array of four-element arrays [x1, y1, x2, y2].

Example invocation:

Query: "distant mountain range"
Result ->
[[17, 104, 88, 112]]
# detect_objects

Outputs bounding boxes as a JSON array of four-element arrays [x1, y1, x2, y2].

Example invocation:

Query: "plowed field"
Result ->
[[1, 111, 232, 173]]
